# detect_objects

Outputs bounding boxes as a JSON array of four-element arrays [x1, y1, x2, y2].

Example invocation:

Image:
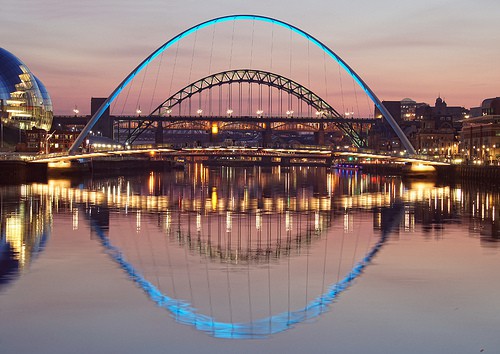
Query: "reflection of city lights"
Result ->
[[404, 207, 411, 232], [149, 172, 154, 195], [136, 210, 141, 232], [196, 212, 201, 233], [72, 208, 79, 230], [164, 211, 171, 232], [6, 216, 25, 266], [226, 211, 232, 232], [256, 209, 262, 231], [22, 167, 500, 270], [343, 213, 350, 232], [211, 187, 218, 211]]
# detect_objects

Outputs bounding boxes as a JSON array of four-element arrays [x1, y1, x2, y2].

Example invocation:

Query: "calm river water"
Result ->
[[0, 165, 499, 353]]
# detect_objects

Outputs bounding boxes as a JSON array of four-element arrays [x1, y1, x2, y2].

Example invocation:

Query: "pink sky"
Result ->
[[2, 0, 499, 115]]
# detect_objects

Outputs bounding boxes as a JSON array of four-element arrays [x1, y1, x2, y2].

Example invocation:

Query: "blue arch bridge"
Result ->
[[38, 15, 447, 168]]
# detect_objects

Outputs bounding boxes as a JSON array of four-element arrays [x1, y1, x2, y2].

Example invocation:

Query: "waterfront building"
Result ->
[[370, 99, 423, 152], [414, 97, 467, 158], [19, 128, 79, 153], [461, 97, 500, 164], [0, 48, 53, 132]]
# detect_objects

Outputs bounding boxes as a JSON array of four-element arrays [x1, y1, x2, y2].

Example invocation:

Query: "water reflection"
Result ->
[[90, 203, 401, 338], [0, 165, 499, 338], [0, 186, 51, 290]]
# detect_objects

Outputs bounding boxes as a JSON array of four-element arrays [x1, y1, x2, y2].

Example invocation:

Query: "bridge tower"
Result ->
[[315, 123, 325, 145], [155, 121, 163, 145], [91, 98, 112, 139], [262, 123, 273, 147]]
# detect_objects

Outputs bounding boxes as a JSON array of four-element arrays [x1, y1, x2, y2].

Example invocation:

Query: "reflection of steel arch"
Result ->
[[69, 15, 416, 155], [126, 69, 365, 145], [163, 210, 334, 264]]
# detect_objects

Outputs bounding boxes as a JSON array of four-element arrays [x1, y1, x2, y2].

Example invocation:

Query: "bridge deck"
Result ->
[[31, 146, 449, 166]]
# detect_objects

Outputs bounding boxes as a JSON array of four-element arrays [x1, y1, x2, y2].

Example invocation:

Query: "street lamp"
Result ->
[[286, 110, 294, 118], [226, 109, 233, 117], [256, 110, 264, 118], [73, 106, 79, 116], [196, 109, 203, 117], [45, 130, 56, 154], [136, 107, 142, 116]]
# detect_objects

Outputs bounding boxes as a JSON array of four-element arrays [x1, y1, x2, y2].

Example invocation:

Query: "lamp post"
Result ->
[[45, 130, 56, 155]]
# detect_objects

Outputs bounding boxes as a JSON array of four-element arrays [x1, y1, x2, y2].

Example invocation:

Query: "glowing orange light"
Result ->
[[211, 123, 218, 135]]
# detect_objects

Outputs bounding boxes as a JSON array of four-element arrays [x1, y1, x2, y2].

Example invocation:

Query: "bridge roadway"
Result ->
[[32, 146, 449, 166], [53, 115, 378, 125]]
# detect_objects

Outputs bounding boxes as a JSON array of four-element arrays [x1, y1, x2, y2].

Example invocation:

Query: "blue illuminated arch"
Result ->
[[69, 15, 416, 155], [91, 204, 402, 338]]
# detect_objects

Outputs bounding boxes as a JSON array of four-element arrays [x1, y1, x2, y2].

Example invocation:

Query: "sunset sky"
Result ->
[[2, 0, 499, 115]]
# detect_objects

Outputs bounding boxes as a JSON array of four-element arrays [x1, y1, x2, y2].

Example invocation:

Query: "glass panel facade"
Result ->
[[0, 48, 53, 131]]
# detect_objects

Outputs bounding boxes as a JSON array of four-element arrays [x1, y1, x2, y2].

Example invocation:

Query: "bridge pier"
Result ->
[[261, 156, 273, 165], [155, 121, 164, 145], [262, 123, 273, 147], [314, 123, 325, 146]]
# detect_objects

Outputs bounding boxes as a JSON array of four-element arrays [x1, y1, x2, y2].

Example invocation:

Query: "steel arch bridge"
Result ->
[[69, 14, 416, 155], [125, 68, 368, 146]]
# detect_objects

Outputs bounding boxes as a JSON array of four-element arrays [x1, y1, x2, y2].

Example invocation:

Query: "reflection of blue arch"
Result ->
[[90, 204, 403, 339], [69, 15, 416, 155]]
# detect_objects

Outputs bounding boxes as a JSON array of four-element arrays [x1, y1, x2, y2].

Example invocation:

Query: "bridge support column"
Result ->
[[262, 123, 273, 147], [315, 123, 325, 146], [155, 121, 164, 145], [209, 123, 219, 144], [261, 155, 272, 166]]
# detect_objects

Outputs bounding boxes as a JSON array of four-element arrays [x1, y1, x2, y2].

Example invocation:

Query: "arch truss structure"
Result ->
[[125, 69, 368, 147], [69, 14, 416, 155]]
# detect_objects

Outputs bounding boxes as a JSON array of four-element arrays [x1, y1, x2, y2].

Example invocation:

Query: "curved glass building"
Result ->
[[0, 48, 53, 131]]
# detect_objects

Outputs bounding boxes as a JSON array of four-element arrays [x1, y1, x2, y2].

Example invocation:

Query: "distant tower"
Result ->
[[90, 97, 112, 138]]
